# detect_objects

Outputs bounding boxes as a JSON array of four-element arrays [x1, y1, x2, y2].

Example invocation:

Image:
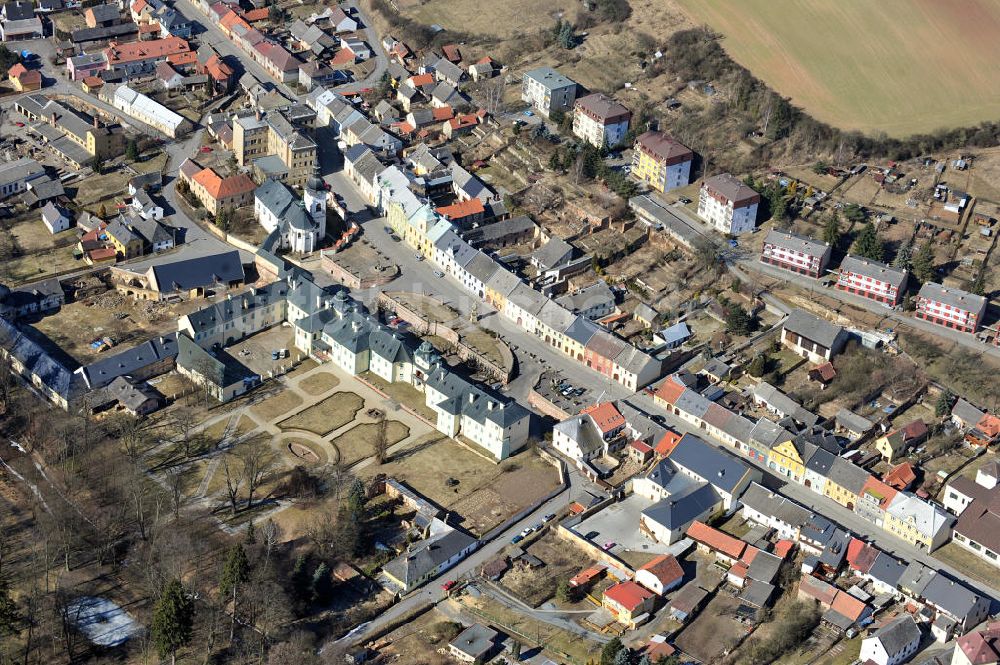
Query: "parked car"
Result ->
[[511, 534, 524, 544], [415, 254, 424, 261], [433, 270, 444, 278], [390, 234, 401, 242], [602, 541, 616, 551], [199, 146, 213, 153], [543, 513, 556, 522], [441, 580, 457, 592]]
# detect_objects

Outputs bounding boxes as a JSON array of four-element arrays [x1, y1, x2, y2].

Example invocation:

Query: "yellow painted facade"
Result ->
[[767, 439, 806, 482]]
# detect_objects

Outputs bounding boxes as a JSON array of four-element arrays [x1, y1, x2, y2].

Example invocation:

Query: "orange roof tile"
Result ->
[[408, 73, 434, 87], [603, 581, 653, 611], [774, 540, 794, 559], [629, 439, 653, 454], [139, 21, 160, 33], [686, 521, 746, 560], [330, 49, 355, 66], [654, 430, 681, 457], [431, 105, 453, 121], [637, 554, 683, 587], [978, 414, 1000, 438], [860, 476, 897, 510], [569, 564, 605, 587], [830, 590, 867, 621], [8, 63, 27, 77], [82, 75, 104, 87], [581, 402, 626, 435], [654, 376, 686, 405], [192, 168, 255, 200], [242, 7, 269, 22], [168, 51, 197, 67], [218, 11, 247, 31], [104, 36, 190, 65], [884, 462, 917, 491]]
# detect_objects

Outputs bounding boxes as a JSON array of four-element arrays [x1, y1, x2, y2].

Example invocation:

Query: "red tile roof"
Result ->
[[830, 590, 868, 621], [431, 105, 454, 121], [957, 622, 1000, 664], [242, 7, 269, 22], [774, 540, 794, 559], [569, 565, 606, 587], [435, 198, 484, 220], [654, 376, 686, 405], [686, 521, 746, 560], [82, 75, 104, 88], [192, 167, 256, 200], [798, 575, 837, 606], [629, 440, 653, 454], [860, 476, 898, 510], [603, 581, 653, 612], [654, 430, 681, 457], [104, 36, 190, 65], [978, 414, 1000, 438], [637, 554, 683, 588], [330, 48, 355, 66], [442, 43, 461, 62], [408, 73, 434, 87], [884, 462, 917, 491], [447, 113, 480, 131], [581, 402, 626, 435], [8, 63, 27, 77]]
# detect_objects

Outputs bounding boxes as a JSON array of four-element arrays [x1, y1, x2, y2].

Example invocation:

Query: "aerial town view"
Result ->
[[4, 0, 1000, 664]]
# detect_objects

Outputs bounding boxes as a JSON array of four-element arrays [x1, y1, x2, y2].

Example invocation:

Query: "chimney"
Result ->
[[351, 320, 361, 332], [93, 114, 99, 128], [468, 393, 476, 404], [487, 401, 494, 411]]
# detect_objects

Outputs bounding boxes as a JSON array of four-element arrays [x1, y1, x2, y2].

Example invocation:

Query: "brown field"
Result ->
[[278, 392, 364, 436], [399, 0, 576, 38], [675, 0, 1000, 137], [330, 420, 410, 466], [298, 371, 341, 396]]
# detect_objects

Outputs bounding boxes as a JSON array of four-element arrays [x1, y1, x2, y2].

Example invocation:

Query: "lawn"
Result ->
[[278, 392, 364, 436], [2, 244, 81, 285], [330, 420, 410, 466], [298, 371, 341, 396], [250, 388, 304, 422], [935, 542, 1000, 589], [674, 0, 1000, 136], [283, 437, 329, 466], [362, 371, 437, 422], [401, 0, 575, 39]]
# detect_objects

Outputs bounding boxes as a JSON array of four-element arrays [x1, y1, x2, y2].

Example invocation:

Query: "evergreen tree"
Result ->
[[852, 223, 885, 262], [290, 553, 310, 605], [892, 238, 913, 270], [935, 389, 954, 418], [125, 140, 140, 162], [822, 214, 841, 247], [311, 562, 333, 605], [912, 241, 936, 282], [747, 354, 767, 378], [245, 520, 256, 545], [220, 544, 250, 642], [152, 579, 194, 665], [612, 649, 630, 665], [555, 579, 572, 603], [601, 637, 624, 665], [557, 21, 575, 49], [723, 301, 753, 336]]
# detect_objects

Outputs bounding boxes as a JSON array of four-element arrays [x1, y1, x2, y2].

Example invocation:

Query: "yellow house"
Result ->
[[823, 457, 869, 510], [106, 219, 144, 259], [874, 420, 928, 464], [484, 270, 520, 313], [631, 131, 694, 193], [421, 217, 452, 259], [767, 439, 807, 483], [882, 494, 950, 552]]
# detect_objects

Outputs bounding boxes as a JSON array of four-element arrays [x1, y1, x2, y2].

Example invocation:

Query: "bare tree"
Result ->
[[261, 519, 282, 566], [222, 457, 243, 516], [110, 413, 153, 465], [166, 467, 186, 520], [170, 408, 201, 461], [371, 413, 388, 465], [237, 435, 277, 510]]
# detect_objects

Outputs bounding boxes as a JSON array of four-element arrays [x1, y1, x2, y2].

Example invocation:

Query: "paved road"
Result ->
[[623, 391, 1000, 603], [661, 199, 1000, 359]]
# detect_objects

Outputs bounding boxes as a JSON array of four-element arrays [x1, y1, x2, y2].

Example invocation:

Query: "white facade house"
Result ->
[[859, 616, 920, 665], [254, 171, 324, 253], [915, 282, 987, 334], [320, 306, 530, 460], [760, 229, 831, 278], [520, 66, 577, 118], [109, 84, 190, 137], [572, 93, 631, 148], [837, 255, 908, 306], [41, 202, 71, 233], [697, 173, 760, 235]]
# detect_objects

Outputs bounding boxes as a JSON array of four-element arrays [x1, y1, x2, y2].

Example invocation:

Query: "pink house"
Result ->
[[66, 52, 107, 81]]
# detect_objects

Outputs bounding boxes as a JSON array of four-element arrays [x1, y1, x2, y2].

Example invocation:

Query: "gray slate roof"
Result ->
[[869, 616, 920, 656], [783, 308, 844, 350]]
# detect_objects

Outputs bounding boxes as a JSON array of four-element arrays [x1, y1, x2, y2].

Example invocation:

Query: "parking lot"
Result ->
[[573, 494, 677, 556], [533, 370, 605, 414], [226, 324, 299, 378]]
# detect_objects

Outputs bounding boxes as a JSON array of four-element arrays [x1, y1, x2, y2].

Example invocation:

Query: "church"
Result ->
[[253, 166, 326, 253]]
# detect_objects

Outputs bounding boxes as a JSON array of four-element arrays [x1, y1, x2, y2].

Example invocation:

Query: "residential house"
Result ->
[[951, 473, 1000, 568], [860, 616, 921, 665], [66, 52, 107, 81], [922, 573, 990, 633], [602, 582, 654, 628], [635, 555, 683, 596], [740, 483, 813, 541], [0, 157, 46, 199], [8, 63, 40, 92], [686, 520, 748, 565], [761, 229, 831, 278], [572, 92, 631, 148], [884, 493, 954, 552], [953, 622, 1000, 665], [0, 278, 64, 320], [631, 130, 693, 193], [520, 66, 577, 118], [823, 456, 869, 510], [875, 419, 928, 463], [107, 84, 191, 137], [103, 36, 191, 76], [915, 282, 987, 333], [448, 624, 499, 665], [182, 161, 256, 215], [781, 308, 847, 363], [40, 202, 71, 234], [837, 255, 909, 306], [697, 173, 759, 235]]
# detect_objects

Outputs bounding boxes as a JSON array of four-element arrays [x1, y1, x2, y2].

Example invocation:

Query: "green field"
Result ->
[[675, 0, 1000, 136]]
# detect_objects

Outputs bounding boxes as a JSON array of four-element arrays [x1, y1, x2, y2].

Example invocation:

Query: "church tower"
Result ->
[[303, 162, 326, 224]]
